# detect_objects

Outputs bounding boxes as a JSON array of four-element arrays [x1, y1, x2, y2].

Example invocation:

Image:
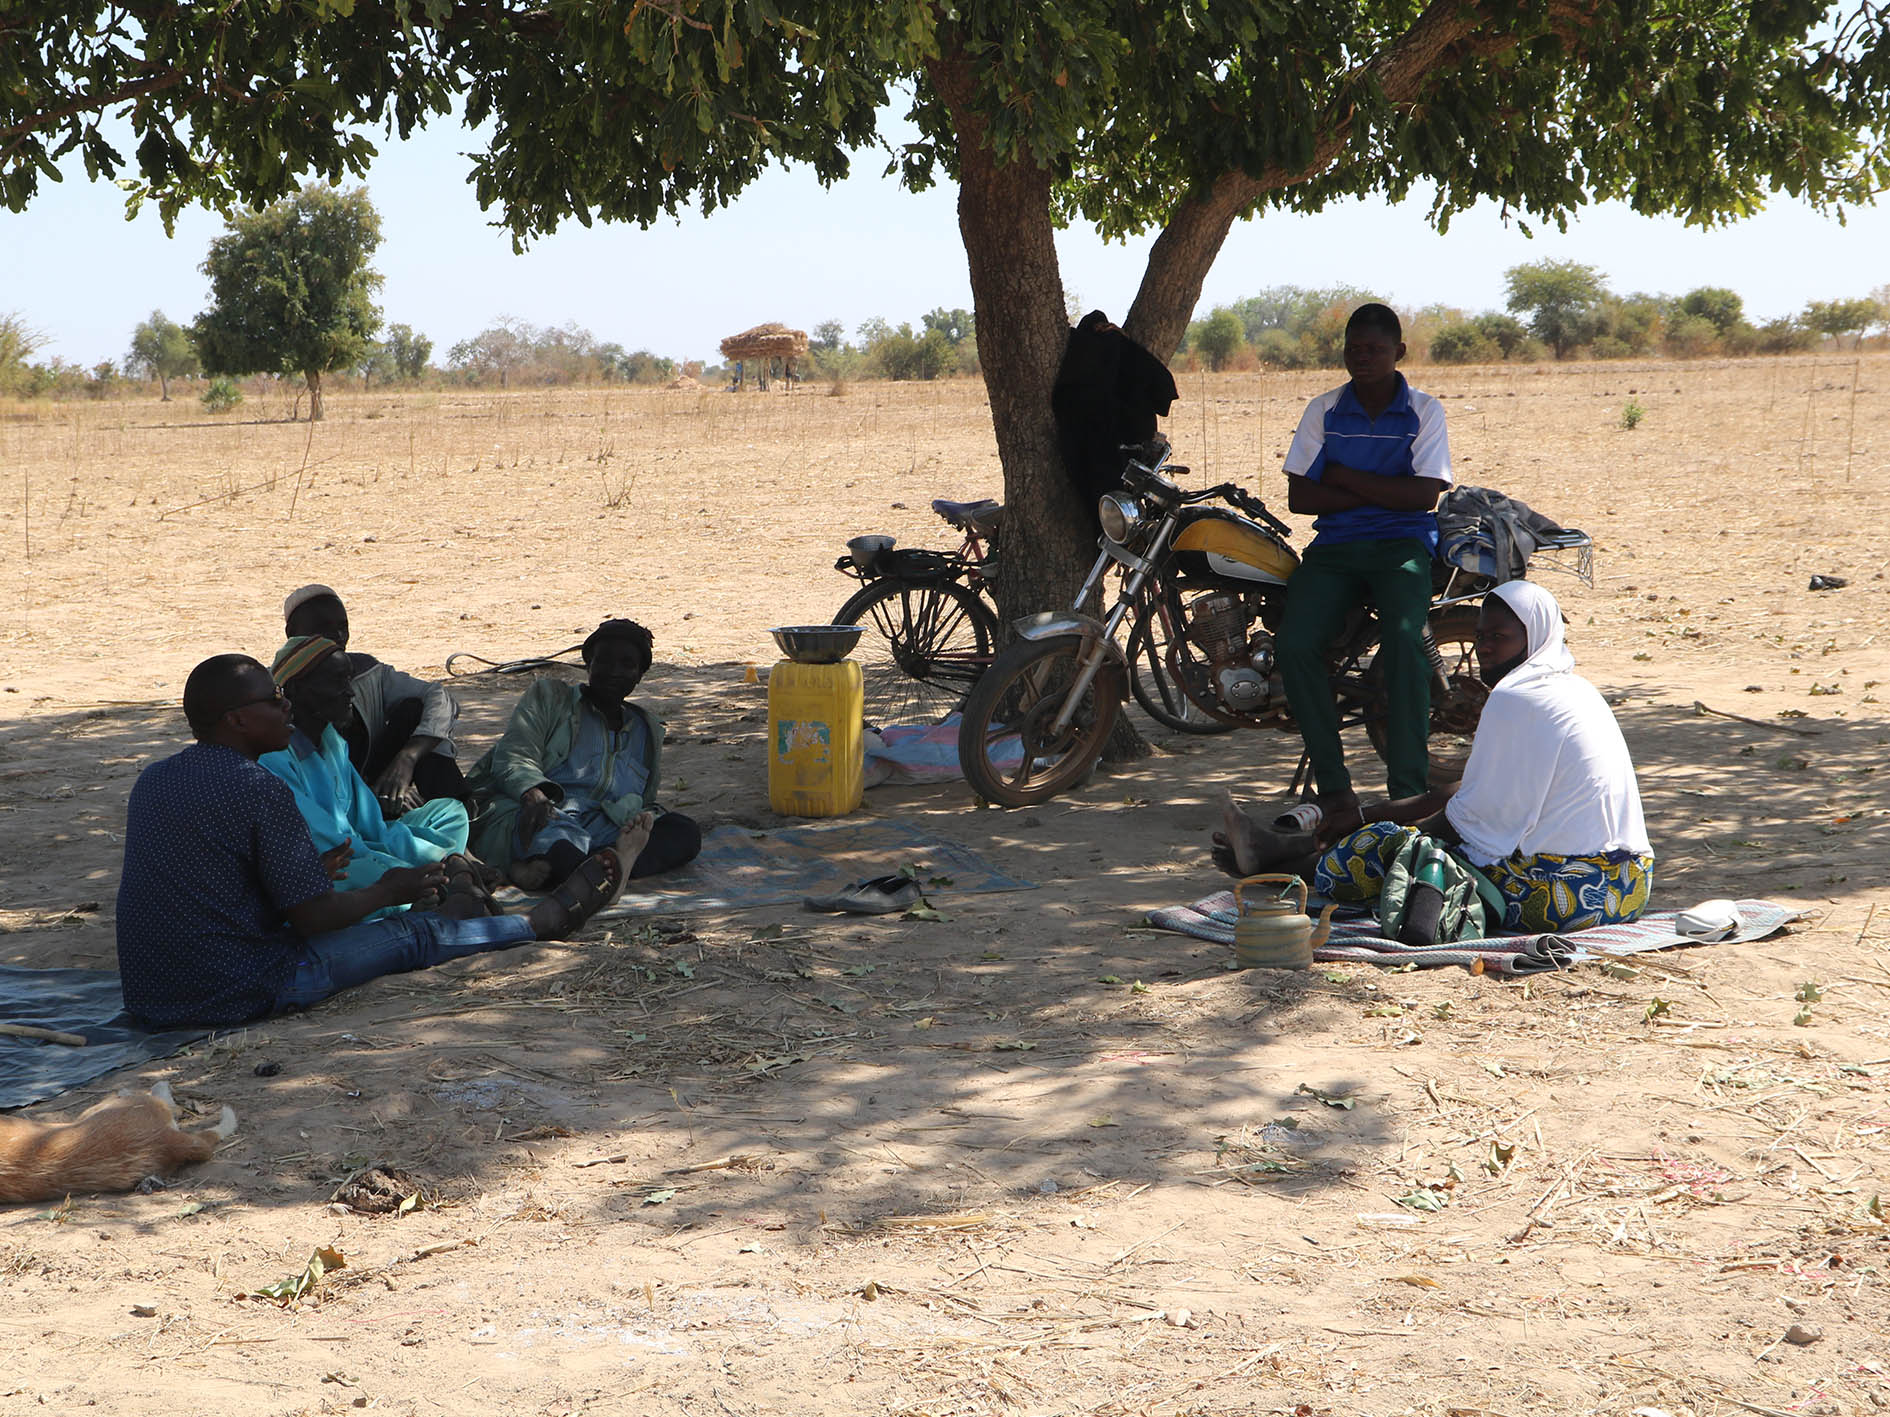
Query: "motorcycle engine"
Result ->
[[1185, 593, 1277, 712]]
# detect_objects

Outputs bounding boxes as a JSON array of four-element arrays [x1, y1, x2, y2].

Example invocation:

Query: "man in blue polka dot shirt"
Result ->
[[116, 655, 625, 1029]]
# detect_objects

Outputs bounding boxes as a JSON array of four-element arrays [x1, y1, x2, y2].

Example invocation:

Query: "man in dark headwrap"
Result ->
[[467, 618, 702, 892], [282, 584, 468, 812]]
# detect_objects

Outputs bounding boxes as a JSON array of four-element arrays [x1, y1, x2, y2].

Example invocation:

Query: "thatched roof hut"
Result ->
[[719, 323, 809, 363]]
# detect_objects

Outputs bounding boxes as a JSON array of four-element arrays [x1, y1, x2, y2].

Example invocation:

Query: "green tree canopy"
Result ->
[[365, 322, 432, 382], [1194, 308, 1248, 371], [0, 313, 48, 396], [1803, 296, 1884, 347], [192, 184, 383, 420], [1676, 287, 1745, 335], [7, 1, 1890, 611], [127, 310, 199, 399], [1505, 260, 1608, 360]]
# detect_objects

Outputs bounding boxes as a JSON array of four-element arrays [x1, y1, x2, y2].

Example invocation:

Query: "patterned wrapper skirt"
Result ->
[[1314, 821, 1654, 934]]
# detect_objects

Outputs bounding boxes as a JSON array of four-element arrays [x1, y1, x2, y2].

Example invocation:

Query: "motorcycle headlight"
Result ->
[[1099, 492, 1143, 544]]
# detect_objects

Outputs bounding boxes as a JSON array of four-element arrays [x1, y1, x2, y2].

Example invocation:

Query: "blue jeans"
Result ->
[[273, 912, 535, 1012]]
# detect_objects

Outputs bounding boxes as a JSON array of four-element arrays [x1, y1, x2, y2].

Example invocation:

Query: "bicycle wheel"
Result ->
[[1363, 604, 1486, 781], [834, 577, 998, 727], [956, 633, 1123, 807], [1125, 592, 1240, 735]]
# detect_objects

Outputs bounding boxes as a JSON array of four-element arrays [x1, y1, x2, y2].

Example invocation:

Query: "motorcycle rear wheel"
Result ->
[[834, 577, 998, 727], [957, 634, 1123, 807], [1363, 604, 1487, 780]]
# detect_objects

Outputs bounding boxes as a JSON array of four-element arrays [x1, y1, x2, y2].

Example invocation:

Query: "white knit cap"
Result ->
[[282, 583, 342, 622]]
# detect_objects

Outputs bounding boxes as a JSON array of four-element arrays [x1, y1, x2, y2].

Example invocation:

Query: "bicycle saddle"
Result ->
[[932, 498, 1004, 535]]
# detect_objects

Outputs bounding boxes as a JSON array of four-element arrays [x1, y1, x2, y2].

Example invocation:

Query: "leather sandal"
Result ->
[[540, 848, 626, 938], [442, 854, 500, 917]]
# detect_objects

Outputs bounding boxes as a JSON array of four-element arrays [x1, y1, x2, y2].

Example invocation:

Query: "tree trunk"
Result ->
[[157, 372, 170, 401], [928, 49, 1149, 766], [306, 367, 324, 421], [1121, 175, 1257, 360], [926, 51, 1090, 628]]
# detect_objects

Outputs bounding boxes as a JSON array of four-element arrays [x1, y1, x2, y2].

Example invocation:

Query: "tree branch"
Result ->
[[1123, 0, 1608, 355], [0, 70, 184, 146]]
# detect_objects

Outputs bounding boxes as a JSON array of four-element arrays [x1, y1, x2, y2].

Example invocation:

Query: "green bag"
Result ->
[[1376, 829, 1507, 944]]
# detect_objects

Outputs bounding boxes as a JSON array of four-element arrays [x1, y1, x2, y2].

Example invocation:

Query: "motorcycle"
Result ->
[[954, 437, 1590, 807]]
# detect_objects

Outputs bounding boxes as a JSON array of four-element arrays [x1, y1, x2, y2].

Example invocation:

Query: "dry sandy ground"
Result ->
[[0, 362, 1886, 1417]]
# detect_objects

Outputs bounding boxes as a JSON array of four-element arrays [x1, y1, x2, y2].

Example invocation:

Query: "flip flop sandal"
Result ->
[[545, 849, 627, 936], [803, 874, 925, 915]]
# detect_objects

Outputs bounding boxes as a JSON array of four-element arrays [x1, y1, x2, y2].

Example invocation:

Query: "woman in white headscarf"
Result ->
[[1307, 579, 1653, 932]]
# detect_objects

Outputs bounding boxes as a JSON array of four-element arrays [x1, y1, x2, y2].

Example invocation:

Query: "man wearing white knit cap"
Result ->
[[281, 584, 467, 813]]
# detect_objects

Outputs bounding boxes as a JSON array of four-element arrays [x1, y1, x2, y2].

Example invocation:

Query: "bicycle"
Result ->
[[832, 498, 1003, 726]]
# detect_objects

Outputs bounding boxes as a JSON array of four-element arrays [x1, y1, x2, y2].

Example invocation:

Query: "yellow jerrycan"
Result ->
[[1233, 874, 1338, 970], [766, 627, 865, 817]]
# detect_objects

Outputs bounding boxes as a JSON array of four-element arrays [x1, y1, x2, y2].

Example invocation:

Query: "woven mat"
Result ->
[[1145, 895, 1806, 976], [0, 967, 208, 1111]]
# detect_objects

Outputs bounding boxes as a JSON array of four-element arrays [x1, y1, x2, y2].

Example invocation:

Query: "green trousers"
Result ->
[[1277, 537, 1433, 799]]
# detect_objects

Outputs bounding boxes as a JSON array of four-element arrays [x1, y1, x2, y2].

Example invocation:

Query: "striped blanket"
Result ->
[[1145, 895, 1805, 976]]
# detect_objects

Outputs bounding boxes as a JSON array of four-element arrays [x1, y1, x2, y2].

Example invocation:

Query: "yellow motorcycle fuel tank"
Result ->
[[1169, 508, 1298, 586]]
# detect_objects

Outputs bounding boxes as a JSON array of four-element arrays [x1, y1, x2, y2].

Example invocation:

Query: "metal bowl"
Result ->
[[769, 624, 864, 664]]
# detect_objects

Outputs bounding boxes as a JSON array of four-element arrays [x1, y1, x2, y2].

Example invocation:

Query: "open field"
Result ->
[[1, 361, 1887, 1416]]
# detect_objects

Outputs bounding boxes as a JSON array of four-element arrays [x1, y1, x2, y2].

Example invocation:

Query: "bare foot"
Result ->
[[614, 811, 655, 874], [508, 857, 551, 891]]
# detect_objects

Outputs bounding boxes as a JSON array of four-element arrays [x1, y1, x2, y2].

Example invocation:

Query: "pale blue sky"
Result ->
[[4, 117, 1886, 369]]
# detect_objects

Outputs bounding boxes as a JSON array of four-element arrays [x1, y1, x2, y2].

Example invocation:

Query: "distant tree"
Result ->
[[1505, 261, 1608, 360], [1225, 287, 1378, 349], [447, 317, 534, 387], [1662, 313, 1720, 358], [865, 321, 956, 380], [920, 307, 972, 343], [384, 324, 432, 380], [192, 184, 382, 420], [921, 306, 978, 373], [126, 310, 199, 399], [1470, 312, 1534, 359], [0, 312, 47, 395], [1251, 327, 1315, 369], [1593, 294, 1664, 355], [1804, 296, 1884, 349], [606, 348, 677, 384], [1754, 316, 1817, 354], [1677, 287, 1744, 335], [1428, 323, 1498, 364], [811, 319, 846, 353], [1193, 308, 1247, 371]]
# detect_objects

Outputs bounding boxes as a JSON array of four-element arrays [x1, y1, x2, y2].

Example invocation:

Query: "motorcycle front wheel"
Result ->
[[834, 577, 998, 727], [956, 634, 1123, 807]]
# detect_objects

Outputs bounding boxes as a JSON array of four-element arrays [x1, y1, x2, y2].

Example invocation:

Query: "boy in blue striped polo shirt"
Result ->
[[1277, 304, 1452, 820]]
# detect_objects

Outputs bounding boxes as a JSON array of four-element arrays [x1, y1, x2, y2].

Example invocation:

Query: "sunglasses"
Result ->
[[225, 686, 288, 717]]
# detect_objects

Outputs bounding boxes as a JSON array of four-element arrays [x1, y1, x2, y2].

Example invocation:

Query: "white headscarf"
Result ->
[[1488, 579, 1574, 685], [1444, 578, 1650, 867]]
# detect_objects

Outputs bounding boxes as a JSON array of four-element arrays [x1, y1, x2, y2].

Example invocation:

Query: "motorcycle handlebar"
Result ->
[[1191, 481, 1293, 538]]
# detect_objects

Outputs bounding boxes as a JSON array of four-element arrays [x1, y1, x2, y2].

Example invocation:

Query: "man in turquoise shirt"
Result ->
[[1278, 304, 1453, 813]]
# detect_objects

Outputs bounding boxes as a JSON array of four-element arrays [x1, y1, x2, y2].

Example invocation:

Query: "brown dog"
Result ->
[[0, 1082, 236, 1204]]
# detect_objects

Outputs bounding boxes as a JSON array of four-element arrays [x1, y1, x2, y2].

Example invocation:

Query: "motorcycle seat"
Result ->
[[932, 498, 1004, 536]]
